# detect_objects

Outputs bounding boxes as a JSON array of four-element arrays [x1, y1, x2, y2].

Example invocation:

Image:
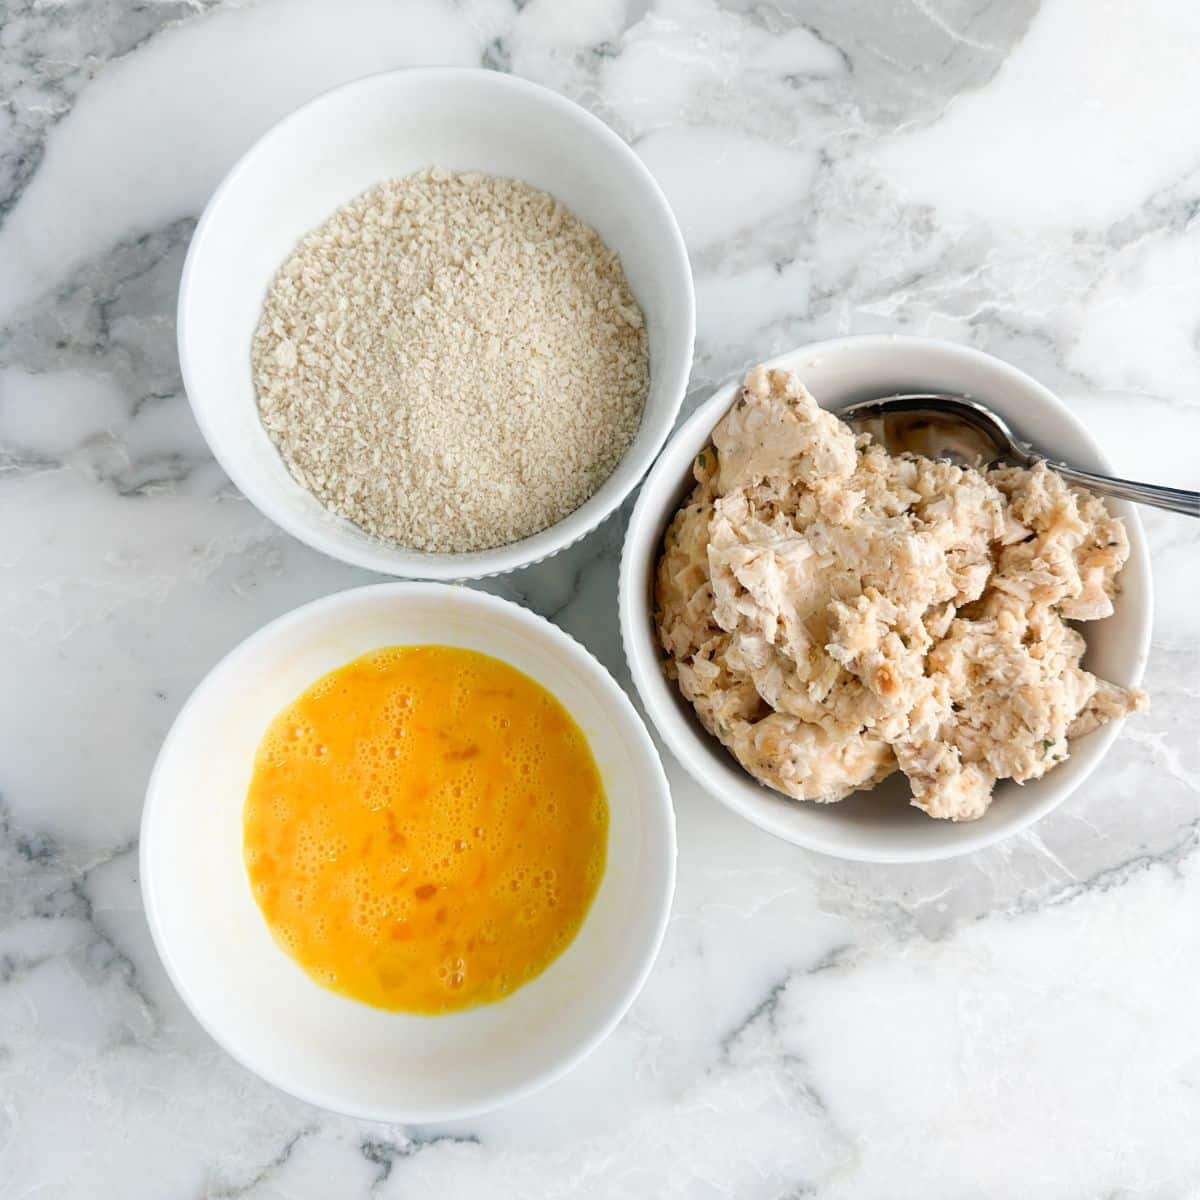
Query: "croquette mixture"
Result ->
[[655, 366, 1146, 821]]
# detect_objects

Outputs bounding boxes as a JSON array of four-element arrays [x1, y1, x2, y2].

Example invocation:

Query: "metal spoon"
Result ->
[[839, 393, 1199, 518]]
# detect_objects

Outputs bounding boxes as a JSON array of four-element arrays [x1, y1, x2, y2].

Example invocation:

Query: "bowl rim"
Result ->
[[619, 334, 1154, 864], [140, 581, 678, 1122], [177, 65, 695, 582]]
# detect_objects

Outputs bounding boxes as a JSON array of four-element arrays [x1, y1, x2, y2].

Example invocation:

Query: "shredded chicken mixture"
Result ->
[[655, 366, 1147, 821]]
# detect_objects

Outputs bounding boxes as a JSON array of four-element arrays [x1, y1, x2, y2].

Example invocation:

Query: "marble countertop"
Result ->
[[3, 0, 1199, 1195]]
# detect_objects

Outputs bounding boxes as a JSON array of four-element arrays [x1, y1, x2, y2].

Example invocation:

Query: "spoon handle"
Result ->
[[1040, 459, 1200, 518]]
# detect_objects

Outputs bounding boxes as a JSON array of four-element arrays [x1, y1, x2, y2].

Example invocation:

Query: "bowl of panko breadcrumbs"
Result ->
[[178, 68, 694, 579]]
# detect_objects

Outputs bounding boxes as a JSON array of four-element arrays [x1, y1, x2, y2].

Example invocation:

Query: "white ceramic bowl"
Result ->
[[620, 336, 1153, 863], [141, 584, 676, 1121], [178, 68, 694, 579]]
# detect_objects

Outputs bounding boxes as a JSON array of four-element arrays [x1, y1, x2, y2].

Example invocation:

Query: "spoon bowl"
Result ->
[[840, 393, 1033, 467]]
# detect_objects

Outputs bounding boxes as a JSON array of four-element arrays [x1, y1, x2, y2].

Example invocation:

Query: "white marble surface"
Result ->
[[2, 0, 1198, 1195]]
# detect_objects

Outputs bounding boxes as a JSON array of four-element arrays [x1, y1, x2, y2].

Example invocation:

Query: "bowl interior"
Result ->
[[143, 585, 674, 1120], [179, 69, 693, 579], [621, 337, 1152, 862]]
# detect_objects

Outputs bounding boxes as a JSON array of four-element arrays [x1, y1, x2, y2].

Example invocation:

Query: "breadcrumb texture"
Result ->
[[252, 169, 649, 553], [655, 366, 1147, 822]]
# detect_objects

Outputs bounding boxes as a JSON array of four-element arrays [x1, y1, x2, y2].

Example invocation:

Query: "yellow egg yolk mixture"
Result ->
[[243, 645, 608, 1014]]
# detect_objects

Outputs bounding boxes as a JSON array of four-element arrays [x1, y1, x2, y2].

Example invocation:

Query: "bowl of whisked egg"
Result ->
[[178, 67, 694, 579], [141, 583, 675, 1121]]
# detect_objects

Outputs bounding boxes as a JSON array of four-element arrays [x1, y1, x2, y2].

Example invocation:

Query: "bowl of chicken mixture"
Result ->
[[653, 364, 1147, 826]]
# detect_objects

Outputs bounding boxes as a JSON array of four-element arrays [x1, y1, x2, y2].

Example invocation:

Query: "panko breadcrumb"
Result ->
[[655, 366, 1147, 822], [252, 168, 649, 553]]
